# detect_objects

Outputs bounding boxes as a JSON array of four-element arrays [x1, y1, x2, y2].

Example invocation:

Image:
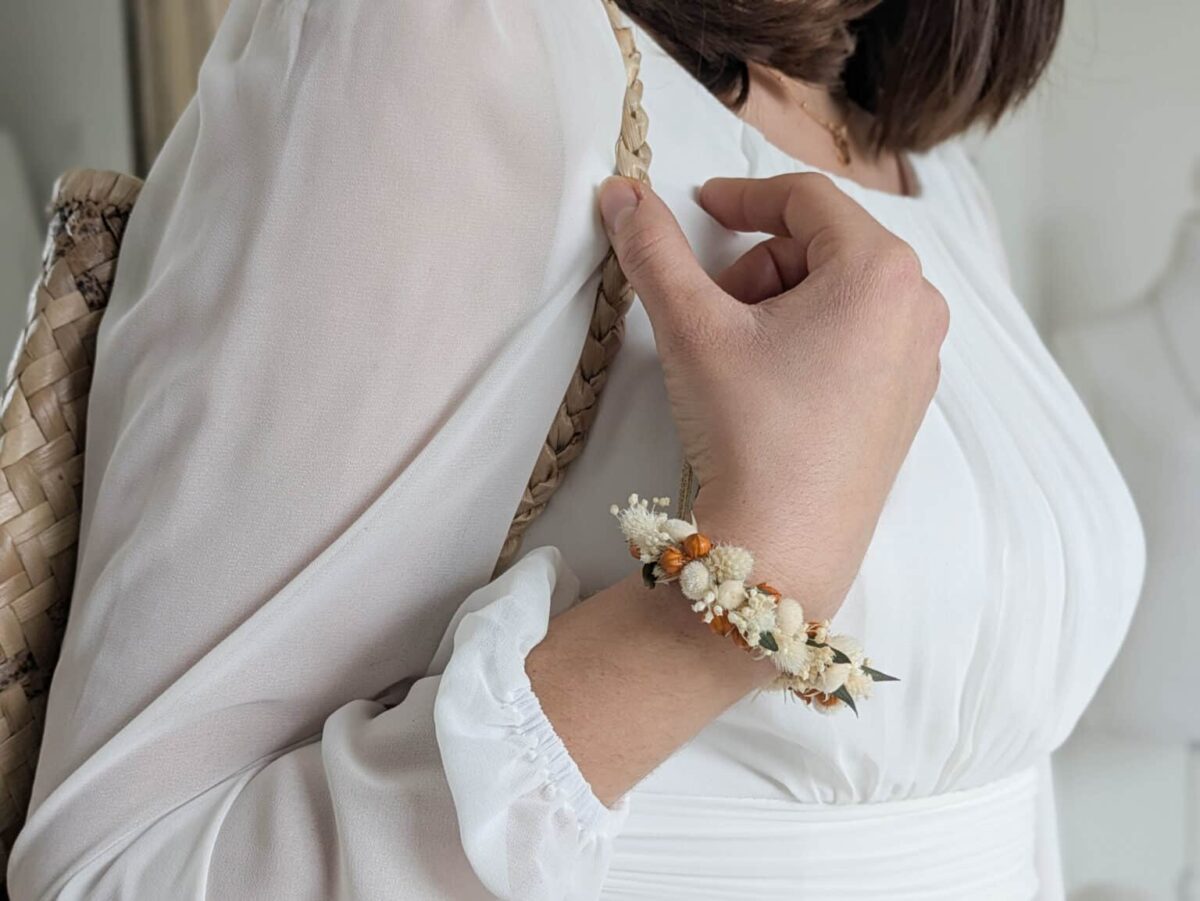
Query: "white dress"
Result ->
[[7, 0, 1145, 899]]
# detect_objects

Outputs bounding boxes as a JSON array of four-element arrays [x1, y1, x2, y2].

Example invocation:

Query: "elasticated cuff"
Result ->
[[434, 546, 630, 900]]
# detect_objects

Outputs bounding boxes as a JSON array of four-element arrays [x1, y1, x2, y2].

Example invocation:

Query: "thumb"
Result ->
[[597, 176, 717, 331]]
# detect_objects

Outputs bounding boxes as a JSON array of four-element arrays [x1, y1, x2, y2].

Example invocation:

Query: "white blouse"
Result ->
[[7, 0, 1145, 899]]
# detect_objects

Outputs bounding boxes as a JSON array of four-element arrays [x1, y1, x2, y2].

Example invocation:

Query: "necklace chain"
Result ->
[[774, 73, 853, 167]]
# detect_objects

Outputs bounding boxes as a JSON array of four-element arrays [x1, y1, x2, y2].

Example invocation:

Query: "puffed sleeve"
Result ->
[[6, 0, 632, 898]]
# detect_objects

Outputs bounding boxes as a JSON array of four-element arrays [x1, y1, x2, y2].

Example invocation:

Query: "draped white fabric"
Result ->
[[8, 0, 1144, 899]]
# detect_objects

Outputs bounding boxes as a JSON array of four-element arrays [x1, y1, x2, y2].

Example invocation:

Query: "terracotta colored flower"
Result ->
[[657, 546, 685, 576], [681, 532, 712, 559], [800, 690, 843, 714], [708, 612, 736, 637]]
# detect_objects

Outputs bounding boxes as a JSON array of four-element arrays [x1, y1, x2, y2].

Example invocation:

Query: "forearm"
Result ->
[[526, 567, 774, 806], [526, 496, 846, 807]]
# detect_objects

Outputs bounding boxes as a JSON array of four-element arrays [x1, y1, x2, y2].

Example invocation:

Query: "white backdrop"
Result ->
[[0, 0, 133, 213], [0, 0, 134, 355], [976, 0, 1200, 332]]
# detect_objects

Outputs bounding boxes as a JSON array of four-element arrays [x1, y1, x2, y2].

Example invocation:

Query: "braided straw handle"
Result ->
[[0, 169, 142, 864], [492, 0, 698, 575]]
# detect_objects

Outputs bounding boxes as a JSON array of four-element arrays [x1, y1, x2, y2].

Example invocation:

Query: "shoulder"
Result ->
[[268, 0, 628, 129], [187, 0, 631, 299], [207, 0, 629, 173]]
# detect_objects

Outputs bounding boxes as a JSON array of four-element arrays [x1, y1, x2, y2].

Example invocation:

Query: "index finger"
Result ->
[[698, 172, 885, 270]]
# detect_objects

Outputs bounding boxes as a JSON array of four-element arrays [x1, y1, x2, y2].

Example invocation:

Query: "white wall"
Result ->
[[0, 0, 134, 211], [0, 0, 134, 364], [977, 0, 1200, 332]]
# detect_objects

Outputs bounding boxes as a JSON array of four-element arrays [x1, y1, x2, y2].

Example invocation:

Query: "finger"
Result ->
[[598, 176, 719, 331], [713, 236, 808, 304], [699, 172, 885, 270]]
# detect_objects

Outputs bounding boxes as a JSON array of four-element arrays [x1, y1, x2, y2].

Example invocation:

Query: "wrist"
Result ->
[[690, 485, 849, 622], [605, 491, 898, 715], [553, 566, 778, 693]]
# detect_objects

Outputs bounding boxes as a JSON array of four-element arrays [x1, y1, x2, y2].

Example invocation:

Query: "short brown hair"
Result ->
[[616, 0, 1064, 152]]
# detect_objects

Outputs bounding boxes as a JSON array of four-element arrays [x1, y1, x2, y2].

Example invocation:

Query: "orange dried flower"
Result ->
[[658, 546, 686, 576], [681, 533, 712, 559], [800, 690, 841, 710], [708, 612, 736, 637], [756, 582, 782, 599]]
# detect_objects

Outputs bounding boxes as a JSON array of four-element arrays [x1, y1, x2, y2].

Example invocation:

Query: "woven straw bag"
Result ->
[[0, 0, 661, 876], [0, 170, 142, 874]]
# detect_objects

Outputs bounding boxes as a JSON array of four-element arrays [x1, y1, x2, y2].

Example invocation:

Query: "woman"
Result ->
[[8, 0, 1143, 898]]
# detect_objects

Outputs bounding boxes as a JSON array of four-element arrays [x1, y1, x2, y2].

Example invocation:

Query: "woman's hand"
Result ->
[[598, 173, 948, 617], [528, 174, 947, 806]]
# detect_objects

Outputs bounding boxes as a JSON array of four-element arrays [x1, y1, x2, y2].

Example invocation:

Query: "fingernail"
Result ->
[[598, 176, 640, 235]]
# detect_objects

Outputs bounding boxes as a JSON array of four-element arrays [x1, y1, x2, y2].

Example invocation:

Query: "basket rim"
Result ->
[[51, 168, 143, 212]]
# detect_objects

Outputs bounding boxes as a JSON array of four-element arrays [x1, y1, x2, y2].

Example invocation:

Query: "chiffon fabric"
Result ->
[[8, 0, 1145, 898]]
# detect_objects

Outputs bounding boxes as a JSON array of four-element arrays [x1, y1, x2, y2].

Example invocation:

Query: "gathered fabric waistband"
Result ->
[[601, 766, 1040, 900]]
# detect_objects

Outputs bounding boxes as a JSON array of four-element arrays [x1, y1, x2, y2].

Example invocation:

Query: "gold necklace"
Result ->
[[774, 72, 853, 167]]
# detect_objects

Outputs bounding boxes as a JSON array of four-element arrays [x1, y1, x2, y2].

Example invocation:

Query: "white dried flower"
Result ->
[[804, 643, 835, 679], [773, 597, 806, 640], [769, 634, 822, 678], [733, 588, 778, 639], [678, 560, 712, 601], [808, 622, 830, 645], [612, 495, 671, 559], [715, 579, 747, 612], [827, 633, 865, 667], [705, 544, 754, 583], [845, 667, 874, 701], [811, 662, 853, 694], [663, 517, 698, 543], [768, 673, 795, 693]]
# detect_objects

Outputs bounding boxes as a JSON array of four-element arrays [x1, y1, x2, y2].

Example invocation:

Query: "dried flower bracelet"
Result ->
[[611, 494, 897, 715]]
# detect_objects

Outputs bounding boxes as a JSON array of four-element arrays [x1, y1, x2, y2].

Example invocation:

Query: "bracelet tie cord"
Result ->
[[611, 494, 898, 715]]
